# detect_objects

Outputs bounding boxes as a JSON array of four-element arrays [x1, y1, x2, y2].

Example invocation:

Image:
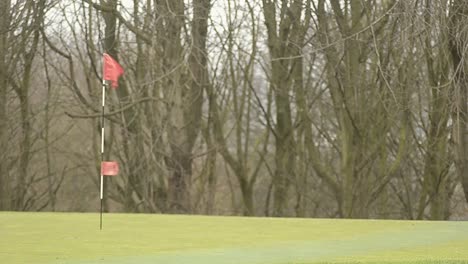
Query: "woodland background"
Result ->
[[0, 0, 467, 220]]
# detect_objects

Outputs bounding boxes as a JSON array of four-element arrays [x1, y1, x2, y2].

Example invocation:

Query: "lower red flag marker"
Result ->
[[101, 161, 119, 176]]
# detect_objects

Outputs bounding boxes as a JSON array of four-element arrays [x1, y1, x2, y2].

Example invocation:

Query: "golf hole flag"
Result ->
[[101, 161, 119, 176], [99, 53, 123, 229], [103, 53, 124, 88]]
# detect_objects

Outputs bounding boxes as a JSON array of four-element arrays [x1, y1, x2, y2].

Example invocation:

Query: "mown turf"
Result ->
[[0, 212, 467, 263]]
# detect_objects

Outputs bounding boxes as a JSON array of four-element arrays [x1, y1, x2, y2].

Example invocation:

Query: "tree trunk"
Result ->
[[165, 0, 209, 213], [15, 0, 45, 210], [0, 0, 11, 211], [100, 0, 143, 212], [262, 0, 298, 217], [416, 1, 452, 220], [449, 1, 468, 204]]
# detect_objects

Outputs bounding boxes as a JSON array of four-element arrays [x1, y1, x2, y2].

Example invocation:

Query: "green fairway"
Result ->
[[0, 212, 467, 263]]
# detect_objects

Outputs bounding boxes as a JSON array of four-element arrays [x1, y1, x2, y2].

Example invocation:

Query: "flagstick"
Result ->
[[100, 79, 106, 230]]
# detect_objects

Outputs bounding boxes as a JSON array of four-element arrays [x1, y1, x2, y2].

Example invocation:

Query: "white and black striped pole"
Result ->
[[100, 78, 106, 230], [99, 53, 122, 230]]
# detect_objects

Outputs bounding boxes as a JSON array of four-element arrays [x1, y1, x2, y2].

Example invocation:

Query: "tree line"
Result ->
[[0, 0, 467, 220]]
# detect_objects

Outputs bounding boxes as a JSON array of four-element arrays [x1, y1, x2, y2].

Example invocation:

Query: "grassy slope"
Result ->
[[0, 212, 467, 264]]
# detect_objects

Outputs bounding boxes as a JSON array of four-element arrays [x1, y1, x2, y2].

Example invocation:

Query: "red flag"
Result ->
[[101, 161, 119, 176], [103, 53, 124, 88]]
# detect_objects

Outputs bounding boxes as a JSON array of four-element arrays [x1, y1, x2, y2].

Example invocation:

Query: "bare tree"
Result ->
[[0, 0, 12, 210], [208, 0, 270, 216], [449, 0, 468, 204], [0, 0, 50, 211], [75, 0, 212, 213], [261, 0, 307, 216]]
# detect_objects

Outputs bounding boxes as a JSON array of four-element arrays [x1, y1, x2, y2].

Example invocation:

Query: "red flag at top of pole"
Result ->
[[103, 53, 124, 88], [101, 161, 119, 176]]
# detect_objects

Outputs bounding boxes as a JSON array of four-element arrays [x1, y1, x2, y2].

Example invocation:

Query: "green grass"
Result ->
[[0, 212, 467, 263]]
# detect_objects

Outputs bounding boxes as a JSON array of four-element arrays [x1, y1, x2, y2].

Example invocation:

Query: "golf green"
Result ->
[[0, 212, 467, 263]]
